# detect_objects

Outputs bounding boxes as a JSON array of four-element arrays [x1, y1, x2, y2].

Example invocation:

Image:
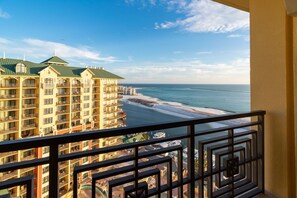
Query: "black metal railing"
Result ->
[[0, 110, 265, 198]]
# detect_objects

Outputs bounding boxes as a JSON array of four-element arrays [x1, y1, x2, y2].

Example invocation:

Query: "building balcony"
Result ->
[[23, 94, 38, 98], [22, 113, 38, 119], [57, 101, 70, 106], [0, 111, 265, 198], [72, 91, 81, 95], [56, 119, 69, 124], [21, 124, 36, 130], [56, 110, 69, 115], [72, 99, 81, 104], [0, 116, 18, 123], [0, 84, 18, 89], [71, 116, 81, 121], [57, 92, 70, 97], [0, 95, 18, 100], [0, 170, 17, 181], [72, 108, 81, 112], [92, 97, 100, 101], [23, 83, 37, 88], [72, 83, 81, 87], [57, 83, 70, 88], [0, 151, 18, 158], [0, 127, 18, 135], [0, 106, 18, 111], [22, 104, 38, 109]]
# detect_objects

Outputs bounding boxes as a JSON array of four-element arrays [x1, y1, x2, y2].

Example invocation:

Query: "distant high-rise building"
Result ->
[[0, 56, 125, 197]]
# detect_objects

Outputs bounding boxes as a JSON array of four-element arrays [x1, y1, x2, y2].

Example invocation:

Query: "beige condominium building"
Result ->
[[0, 56, 126, 197]]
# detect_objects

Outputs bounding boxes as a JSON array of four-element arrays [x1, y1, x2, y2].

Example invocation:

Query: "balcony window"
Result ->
[[42, 176, 49, 184], [23, 150, 34, 158], [43, 127, 53, 135], [84, 88, 90, 93], [83, 111, 89, 116], [43, 146, 49, 154], [43, 117, 53, 125], [83, 103, 89, 108], [44, 78, 54, 85], [44, 89, 53, 95], [83, 95, 89, 101], [44, 98, 53, 105], [15, 63, 27, 73], [42, 166, 49, 173], [44, 108, 53, 115], [42, 185, 49, 193]]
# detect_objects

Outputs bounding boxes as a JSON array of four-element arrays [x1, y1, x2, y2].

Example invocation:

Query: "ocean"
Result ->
[[121, 84, 250, 136], [124, 84, 250, 113]]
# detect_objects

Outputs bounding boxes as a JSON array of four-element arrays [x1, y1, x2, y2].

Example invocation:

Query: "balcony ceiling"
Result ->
[[213, 0, 249, 12]]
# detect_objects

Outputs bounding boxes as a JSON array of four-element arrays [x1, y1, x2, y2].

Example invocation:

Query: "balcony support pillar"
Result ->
[[49, 144, 59, 198], [250, 0, 296, 196]]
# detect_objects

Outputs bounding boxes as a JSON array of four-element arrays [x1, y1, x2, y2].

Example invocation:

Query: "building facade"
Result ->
[[0, 56, 125, 197]]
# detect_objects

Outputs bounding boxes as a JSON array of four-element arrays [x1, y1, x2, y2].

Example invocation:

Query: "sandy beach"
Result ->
[[122, 94, 227, 118]]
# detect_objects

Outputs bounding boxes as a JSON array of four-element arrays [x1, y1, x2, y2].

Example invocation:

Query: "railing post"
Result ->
[[49, 144, 59, 198], [258, 114, 265, 193], [187, 124, 195, 197]]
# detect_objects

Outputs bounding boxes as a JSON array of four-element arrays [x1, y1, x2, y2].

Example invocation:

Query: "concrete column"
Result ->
[[250, 0, 295, 197]]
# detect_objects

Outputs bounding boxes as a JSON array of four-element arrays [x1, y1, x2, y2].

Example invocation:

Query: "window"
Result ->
[[84, 95, 89, 101], [43, 117, 53, 125], [44, 98, 53, 105], [84, 111, 89, 116], [42, 185, 49, 193], [83, 79, 91, 86], [44, 127, 53, 135], [43, 147, 49, 154], [44, 78, 54, 85], [44, 89, 53, 95], [15, 63, 27, 73], [44, 108, 53, 115], [83, 103, 89, 108], [83, 172, 88, 179], [83, 141, 88, 147], [43, 166, 49, 173], [84, 88, 90, 93], [82, 157, 88, 163], [42, 176, 49, 184]]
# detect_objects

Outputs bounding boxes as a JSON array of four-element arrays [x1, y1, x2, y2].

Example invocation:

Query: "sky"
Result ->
[[0, 0, 250, 84]]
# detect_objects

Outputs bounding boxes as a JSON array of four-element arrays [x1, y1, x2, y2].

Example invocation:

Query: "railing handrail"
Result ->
[[0, 110, 265, 152]]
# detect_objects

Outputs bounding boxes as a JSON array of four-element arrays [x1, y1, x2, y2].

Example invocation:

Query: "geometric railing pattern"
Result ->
[[0, 110, 265, 198]]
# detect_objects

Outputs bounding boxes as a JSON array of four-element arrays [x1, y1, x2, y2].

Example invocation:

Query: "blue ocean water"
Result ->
[[124, 84, 250, 113], [121, 84, 250, 137]]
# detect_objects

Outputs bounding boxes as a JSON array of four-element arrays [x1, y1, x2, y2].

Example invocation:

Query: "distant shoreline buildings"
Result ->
[[0, 56, 125, 197], [118, 86, 137, 95]]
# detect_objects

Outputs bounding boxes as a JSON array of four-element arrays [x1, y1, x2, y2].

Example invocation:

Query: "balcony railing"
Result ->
[[0, 95, 18, 100], [57, 83, 70, 88], [0, 106, 18, 111], [0, 84, 17, 88], [0, 110, 265, 198], [23, 83, 36, 88], [23, 94, 38, 98], [22, 104, 38, 108]]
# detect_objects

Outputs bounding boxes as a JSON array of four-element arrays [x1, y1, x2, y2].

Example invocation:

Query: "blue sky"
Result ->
[[0, 0, 250, 84]]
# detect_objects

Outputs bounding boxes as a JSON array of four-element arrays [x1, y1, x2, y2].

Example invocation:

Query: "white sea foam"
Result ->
[[122, 94, 227, 118]]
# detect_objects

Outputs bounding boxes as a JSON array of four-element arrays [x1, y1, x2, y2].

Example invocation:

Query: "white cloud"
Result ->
[[196, 51, 212, 55], [227, 34, 242, 38], [0, 8, 10, 19], [110, 57, 250, 84], [155, 0, 249, 33], [0, 37, 118, 64]]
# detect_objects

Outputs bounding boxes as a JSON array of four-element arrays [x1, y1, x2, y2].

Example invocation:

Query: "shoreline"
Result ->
[[121, 94, 228, 119]]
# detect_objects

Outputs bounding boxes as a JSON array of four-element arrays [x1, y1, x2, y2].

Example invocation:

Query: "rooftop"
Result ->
[[0, 56, 123, 79]]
